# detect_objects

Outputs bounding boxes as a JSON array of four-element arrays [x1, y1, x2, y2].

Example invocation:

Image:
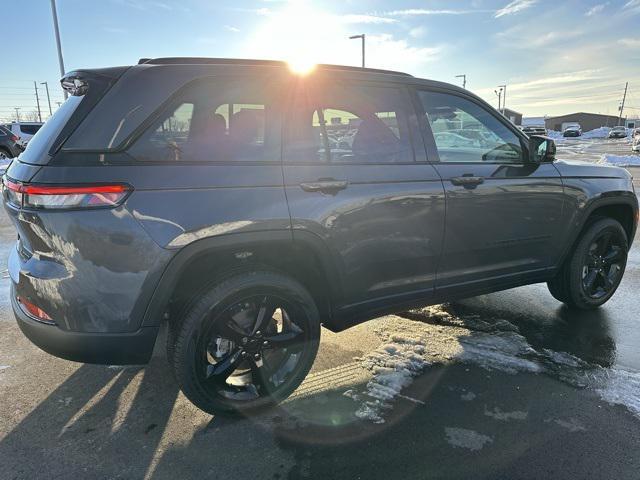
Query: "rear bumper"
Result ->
[[12, 288, 158, 365]]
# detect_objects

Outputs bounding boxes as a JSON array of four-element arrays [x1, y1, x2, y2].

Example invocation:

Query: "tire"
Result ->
[[548, 218, 628, 309], [0, 148, 10, 161], [170, 270, 320, 415]]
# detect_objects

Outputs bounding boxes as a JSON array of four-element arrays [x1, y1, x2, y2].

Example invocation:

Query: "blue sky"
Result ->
[[2, 0, 639, 121]]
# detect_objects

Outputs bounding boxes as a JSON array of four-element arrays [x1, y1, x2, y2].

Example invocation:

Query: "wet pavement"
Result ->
[[0, 147, 639, 479]]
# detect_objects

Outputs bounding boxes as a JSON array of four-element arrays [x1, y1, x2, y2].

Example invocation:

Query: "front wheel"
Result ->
[[170, 270, 320, 415], [548, 218, 628, 309]]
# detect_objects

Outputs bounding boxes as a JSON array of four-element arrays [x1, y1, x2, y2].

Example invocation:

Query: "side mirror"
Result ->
[[529, 135, 556, 163]]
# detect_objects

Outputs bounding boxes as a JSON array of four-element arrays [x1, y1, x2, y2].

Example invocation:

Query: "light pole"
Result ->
[[349, 34, 365, 68], [498, 84, 507, 115], [14, 108, 20, 122], [455, 74, 467, 89], [494, 88, 502, 111], [50, 0, 67, 99], [41, 82, 53, 116]]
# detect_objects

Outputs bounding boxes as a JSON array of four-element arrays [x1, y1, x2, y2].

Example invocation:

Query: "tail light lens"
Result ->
[[2, 178, 131, 210], [17, 296, 54, 324], [10, 134, 19, 142]]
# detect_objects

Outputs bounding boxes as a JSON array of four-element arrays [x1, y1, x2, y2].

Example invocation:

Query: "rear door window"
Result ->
[[284, 82, 414, 163], [129, 78, 280, 163]]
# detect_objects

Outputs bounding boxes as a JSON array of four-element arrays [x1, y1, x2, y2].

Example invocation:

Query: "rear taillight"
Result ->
[[10, 134, 19, 142], [2, 178, 131, 210], [17, 296, 54, 324]]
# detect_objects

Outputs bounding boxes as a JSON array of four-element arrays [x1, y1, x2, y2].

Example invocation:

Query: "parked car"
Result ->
[[521, 125, 547, 136], [3, 58, 637, 415], [632, 128, 640, 153], [563, 126, 582, 137], [0, 125, 22, 160], [609, 126, 627, 139], [1, 122, 44, 148]]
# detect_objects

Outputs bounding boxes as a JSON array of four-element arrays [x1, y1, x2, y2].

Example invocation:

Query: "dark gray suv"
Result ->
[[3, 58, 638, 414]]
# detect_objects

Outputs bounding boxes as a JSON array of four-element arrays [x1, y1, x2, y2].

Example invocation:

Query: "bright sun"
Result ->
[[245, 4, 353, 72]]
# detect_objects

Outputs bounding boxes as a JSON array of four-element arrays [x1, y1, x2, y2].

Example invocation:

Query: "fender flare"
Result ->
[[140, 229, 344, 327], [557, 192, 638, 269]]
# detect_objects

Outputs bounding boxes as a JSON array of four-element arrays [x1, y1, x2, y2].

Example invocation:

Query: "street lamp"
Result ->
[[50, 0, 67, 99], [349, 34, 365, 68], [494, 88, 503, 111], [498, 84, 507, 115], [455, 74, 467, 89]]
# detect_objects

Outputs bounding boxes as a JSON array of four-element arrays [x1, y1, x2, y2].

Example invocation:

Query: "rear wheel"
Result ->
[[170, 270, 320, 415], [548, 218, 628, 309], [0, 148, 10, 161]]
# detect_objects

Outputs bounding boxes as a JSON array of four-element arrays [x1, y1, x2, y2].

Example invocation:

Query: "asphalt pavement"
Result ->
[[1, 143, 639, 480]]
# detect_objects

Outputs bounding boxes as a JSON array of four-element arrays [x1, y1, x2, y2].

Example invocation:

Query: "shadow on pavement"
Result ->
[[0, 293, 637, 480]]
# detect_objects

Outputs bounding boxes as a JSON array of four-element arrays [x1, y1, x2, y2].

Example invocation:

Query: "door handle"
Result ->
[[300, 179, 349, 193], [450, 176, 485, 188]]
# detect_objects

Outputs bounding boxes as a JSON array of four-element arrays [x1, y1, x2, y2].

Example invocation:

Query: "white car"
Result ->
[[632, 129, 640, 153], [0, 122, 44, 148]]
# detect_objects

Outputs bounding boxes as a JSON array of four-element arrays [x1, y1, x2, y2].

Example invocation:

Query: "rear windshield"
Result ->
[[20, 124, 42, 135], [19, 96, 83, 165]]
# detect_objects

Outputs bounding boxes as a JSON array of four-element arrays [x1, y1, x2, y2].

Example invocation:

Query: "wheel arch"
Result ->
[[140, 229, 343, 329], [558, 194, 638, 269]]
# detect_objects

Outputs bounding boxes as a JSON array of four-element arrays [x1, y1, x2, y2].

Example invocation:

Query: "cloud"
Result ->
[[224, 25, 240, 32], [409, 26, 427, 38], [618, 38, 640, 47], [341, 14, 397, 24], [586, 3, 608, 16], [384, 8, 486, 16], [494, 0, 537, 18]]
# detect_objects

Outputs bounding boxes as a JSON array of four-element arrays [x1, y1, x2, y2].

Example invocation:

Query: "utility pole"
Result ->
[[618, 82, 628, 126], [349, 34, 365, 68], [494, 88, 503, 111], [34, 81, 42, 122], [41, 82, 53, 116], [498, 84, 507, 115], [50, 0, 67, 99], [14, 108, 20, 122], [455, 74, 467, 89]]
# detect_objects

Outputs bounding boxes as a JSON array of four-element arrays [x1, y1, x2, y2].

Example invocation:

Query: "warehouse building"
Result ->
[[545, 112, 624, 132]]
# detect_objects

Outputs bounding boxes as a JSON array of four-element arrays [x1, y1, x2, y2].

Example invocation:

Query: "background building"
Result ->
[[545, 112, 625, 132], [502, 108, 522, 126]]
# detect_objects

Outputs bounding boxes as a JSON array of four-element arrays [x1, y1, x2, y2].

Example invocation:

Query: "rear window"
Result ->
[[19, 124, 42, 135], [19, 96, 83, 165], [128, 78, 281, 163]]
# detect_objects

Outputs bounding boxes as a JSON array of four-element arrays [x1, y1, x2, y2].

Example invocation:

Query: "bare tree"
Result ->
[[23, 110, 41, 122]]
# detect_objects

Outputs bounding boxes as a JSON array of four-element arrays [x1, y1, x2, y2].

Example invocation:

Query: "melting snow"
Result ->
[[445, 427, 493, 451], [484, 406, 528, 421], [598, 154, 640, 167], [346, 305, 640, 423]]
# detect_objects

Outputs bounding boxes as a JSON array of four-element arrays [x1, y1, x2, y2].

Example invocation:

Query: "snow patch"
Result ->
[[553, 418, 587, 432], [484, 406, 528, 421], [445, 427, 493, 451], [346, 305, 640, 423], [460, 391, 476, 401], [598, 154, 640, 167]]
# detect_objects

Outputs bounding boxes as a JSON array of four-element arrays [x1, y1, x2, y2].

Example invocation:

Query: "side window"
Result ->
[[20, 125, 42, 135], [285, 83, 414, 163], [419, 91, 524, 163], [130, 79, 279, 163]]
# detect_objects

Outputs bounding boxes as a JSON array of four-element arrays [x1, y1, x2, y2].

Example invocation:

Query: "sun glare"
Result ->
[[246, 3, 352, 71]]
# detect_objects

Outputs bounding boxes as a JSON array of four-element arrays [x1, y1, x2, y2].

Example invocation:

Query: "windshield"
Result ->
[[18, 96, 83, 165]]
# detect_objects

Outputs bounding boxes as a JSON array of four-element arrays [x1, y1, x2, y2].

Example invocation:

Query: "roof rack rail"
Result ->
[[137, 57, 412, 77]]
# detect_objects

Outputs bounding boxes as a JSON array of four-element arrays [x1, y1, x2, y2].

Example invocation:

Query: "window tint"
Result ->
[[419, 91, 524, 163], [20, 124, 42, 135], [285, 83, 413, 163], [130, 79, 279, 163]]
